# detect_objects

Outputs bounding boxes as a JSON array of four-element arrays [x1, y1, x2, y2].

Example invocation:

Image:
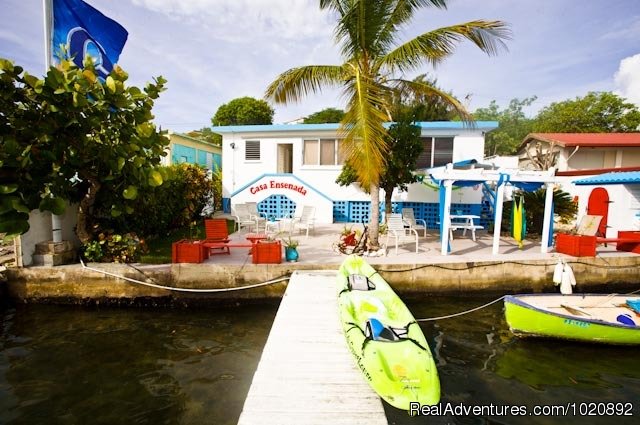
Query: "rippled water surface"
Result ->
[[0, 303, 277, 424], [1, 296, 639, 425]]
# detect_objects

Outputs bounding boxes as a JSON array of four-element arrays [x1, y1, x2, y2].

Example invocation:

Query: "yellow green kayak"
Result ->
[[505, 294, 640, 345], [337, 255, 440, 410]]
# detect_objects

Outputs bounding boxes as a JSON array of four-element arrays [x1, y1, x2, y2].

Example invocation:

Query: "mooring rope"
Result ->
[[79, 259, 290, 293], [415, 296, 506, 321]]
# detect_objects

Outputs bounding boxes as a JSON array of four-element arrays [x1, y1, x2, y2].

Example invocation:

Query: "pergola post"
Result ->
[[540, 183, 555, 253], [492, 182, 506, 255], [440, 180, 453, 255]]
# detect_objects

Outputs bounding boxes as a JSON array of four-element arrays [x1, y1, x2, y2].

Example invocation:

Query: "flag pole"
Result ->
[[43, 0, 53, 68], [43, 0, 63, 243]]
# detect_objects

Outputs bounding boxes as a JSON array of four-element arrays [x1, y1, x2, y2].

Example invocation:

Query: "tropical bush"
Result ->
[[81, 232, 147, 263], [503, 188, 577, 235], [95, 163, 215, 237]]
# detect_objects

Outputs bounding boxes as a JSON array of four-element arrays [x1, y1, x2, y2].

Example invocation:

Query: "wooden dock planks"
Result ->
[[238, 270, 386, 425]]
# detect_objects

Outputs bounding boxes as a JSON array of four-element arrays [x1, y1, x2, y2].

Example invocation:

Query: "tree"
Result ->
[[0, 58, 168, 242], [187, 127, 222, 147], [211, 96, 274, 126], [474, 96, 537, 156], [395, 74, 460, 121], [266, 0, 510, 249], [303, 107, 345, 124], [336, 115, 423, 216], [533, 92, 640, 133]]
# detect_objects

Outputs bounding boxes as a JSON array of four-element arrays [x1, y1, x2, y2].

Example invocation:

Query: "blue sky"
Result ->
[[1, 0, 639, 132]]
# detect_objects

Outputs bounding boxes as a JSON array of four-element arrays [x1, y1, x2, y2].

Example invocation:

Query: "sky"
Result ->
[[1, 0, 639, 132]]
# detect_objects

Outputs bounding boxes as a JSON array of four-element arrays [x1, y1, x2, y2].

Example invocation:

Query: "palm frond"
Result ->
[[377, 0, 449, 51], [379, 20, 511, 74], [340, 64, 390, 187], [392, 78, 474, 125], [265, 65, 346, 104]]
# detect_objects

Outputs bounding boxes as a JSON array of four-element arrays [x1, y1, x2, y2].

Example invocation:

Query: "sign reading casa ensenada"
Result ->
[[250, 180, 307, 196], [215, 122, 498, 224]]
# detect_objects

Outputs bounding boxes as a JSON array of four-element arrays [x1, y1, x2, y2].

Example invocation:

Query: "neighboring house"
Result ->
[[517, 133, 640, 237], [214, 121, 498, 224], [517, 133, 640, 171], [165, 132, 222, 171]]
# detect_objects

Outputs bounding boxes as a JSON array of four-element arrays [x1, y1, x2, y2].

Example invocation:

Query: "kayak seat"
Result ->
[[365, 318, 403, 342], [348, 274, 376, 291]]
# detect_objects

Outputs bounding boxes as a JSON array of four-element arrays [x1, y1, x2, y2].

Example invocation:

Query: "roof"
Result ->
[[212, 121, 499, 134], [171, 132, 222, 150], [573, 171, 640, 185], [520, 133, 640, 149]]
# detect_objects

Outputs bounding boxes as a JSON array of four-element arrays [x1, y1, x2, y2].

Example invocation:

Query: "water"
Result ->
[[0, 303, 278, 425], [1, 298, 639, 424]]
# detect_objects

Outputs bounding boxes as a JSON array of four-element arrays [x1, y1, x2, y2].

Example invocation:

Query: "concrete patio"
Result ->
[[201, 221, 634, 266]]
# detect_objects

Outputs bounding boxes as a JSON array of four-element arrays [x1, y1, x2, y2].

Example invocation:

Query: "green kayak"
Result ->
[[337, 255, 440, 410], [505, 294, 640, 345]]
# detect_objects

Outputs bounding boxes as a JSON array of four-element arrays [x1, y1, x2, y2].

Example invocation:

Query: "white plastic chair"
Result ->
[[245, 202, 267, 231], [232, 203, 259, 232], [385, 213, 419, 255], [402, 208, 427, 237], [292, 205, 315, 238]]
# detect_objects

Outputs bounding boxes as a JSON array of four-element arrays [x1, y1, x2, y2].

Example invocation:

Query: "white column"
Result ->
[[492, 183, 506, 255], [440, 180, 453, 255], [540, 183, 555, 253]]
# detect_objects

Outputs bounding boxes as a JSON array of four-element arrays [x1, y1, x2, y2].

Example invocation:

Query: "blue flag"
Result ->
[[51, 0, 128, 78]]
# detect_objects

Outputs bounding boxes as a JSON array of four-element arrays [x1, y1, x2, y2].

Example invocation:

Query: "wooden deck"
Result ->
[[238, 270, 386, 425]]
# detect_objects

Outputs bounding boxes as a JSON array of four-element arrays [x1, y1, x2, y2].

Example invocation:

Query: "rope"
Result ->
[[416, 296, 505, 322], [80, 259, 290, 293]]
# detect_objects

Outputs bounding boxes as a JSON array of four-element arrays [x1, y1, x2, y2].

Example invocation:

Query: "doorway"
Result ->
[[277, 144, 293, 173], [587, 187, 609, 237]]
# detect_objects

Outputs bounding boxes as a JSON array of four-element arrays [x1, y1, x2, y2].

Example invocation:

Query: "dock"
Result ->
[[238, 270, 386, 425]]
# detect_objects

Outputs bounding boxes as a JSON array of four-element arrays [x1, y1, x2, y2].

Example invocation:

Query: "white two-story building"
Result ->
[[214, 121, 498, 226]]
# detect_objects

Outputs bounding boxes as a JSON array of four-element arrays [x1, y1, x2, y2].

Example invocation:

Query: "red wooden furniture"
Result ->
[[555, 231, 640, 257], [204, 219, 231, 255], [555, 234, 596, 257], [172, 240, 209, 263], [252, 240, 282, 264]]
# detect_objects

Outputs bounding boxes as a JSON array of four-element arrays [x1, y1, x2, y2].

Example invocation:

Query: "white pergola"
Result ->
[[429, 165, 558, 256]]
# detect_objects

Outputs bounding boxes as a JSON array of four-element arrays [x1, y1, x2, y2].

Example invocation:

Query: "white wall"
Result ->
[[221, 128, 488, 208], [563, 182, 640, 237], [18, 205, 80, 266]]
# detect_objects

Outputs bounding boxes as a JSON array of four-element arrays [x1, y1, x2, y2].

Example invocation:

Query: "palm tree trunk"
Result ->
[[368, 182, 380, 251]]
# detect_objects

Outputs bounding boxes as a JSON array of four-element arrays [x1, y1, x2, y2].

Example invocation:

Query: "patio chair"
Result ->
[[232, 203, 259, 232], [245, 202, 267, 232], [385, 213, 419, 255], [402, 208, 427, 237], [203, 218, 231, 255], [292, 205, 315, 238]]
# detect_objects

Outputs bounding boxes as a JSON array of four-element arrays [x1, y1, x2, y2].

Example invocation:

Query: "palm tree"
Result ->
[[266, 0, 510, 250]]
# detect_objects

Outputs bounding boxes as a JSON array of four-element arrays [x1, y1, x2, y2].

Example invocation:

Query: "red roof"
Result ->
[[521, 133, 640, 149]]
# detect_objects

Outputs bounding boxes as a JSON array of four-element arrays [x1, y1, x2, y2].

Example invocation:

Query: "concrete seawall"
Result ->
[[4, 256, 640, 306]]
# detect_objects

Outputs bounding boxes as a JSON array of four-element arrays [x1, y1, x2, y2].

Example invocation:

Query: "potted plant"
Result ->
[[283, 236, 299, 262]]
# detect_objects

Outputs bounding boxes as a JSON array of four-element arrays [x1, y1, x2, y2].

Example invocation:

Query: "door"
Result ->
[[277, 144, 293, 173], [587, 187, 609, 237]]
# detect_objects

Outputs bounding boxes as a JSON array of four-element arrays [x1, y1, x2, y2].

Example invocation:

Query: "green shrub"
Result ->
[[95, 163, 215, 237], [502, 188, 577, 234], [81, 232, 147, 263]]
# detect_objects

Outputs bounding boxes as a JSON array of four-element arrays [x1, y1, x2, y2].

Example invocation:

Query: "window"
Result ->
[[245, 140, 260, 160], [433, 137, 454, 167], [303, 138, 342, 165], [416, 137, 454, 168], [320, 139, 336, 165], [303, 140, 318, 165]]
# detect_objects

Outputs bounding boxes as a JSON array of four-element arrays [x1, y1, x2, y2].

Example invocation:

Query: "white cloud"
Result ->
[[614, 53, 640, 106], [130, 0, 333, 42]]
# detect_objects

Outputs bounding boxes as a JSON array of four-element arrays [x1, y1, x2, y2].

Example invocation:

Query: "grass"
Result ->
[[139, 219, 236, 264]]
